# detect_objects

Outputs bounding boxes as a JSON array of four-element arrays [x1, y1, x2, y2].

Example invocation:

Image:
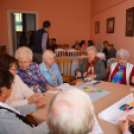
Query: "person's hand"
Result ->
[[90, 74, 96, 79], [76, 71, 82, 78], [27, 93, 44, 104], [131, 76, 134, 83], [127, 115, 134, 123], [118, 120, 129, 133], [36, 99, 47, 108]]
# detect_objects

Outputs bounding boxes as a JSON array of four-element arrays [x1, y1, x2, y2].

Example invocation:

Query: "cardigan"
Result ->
[[39, 62, 63, 87], [106, 62, 134, 85], [0, 103, 49, 134], [75, 58, 107, 80], [6, 75, 34, 107]]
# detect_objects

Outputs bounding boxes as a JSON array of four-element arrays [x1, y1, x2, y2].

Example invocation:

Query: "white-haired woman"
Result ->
[[106, 49, 134, 85], [75, 46, 107, 80], [39, 50, 63, 87], [15, 46, 57, 93]]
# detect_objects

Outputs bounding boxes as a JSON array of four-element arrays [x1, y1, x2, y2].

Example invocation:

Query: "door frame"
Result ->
[[7, 10, 39, 56]]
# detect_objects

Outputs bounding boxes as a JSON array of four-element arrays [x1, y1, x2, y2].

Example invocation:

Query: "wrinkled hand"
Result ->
[[36, 99, 47, 108], [76, 71, 82, 78], [118, 120, 129, 133], [27, 93, 44, 104], [131, 76, 134, 84], [127, 115, 134, 123], [90, 74, 96, 79]]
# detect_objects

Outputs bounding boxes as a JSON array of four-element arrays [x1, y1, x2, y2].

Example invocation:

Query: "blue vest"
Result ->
[[33, 28, 49, 54]]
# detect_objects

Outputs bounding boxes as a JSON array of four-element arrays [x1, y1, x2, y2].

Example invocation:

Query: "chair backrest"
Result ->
[[55, 49, 64, 57], [58, 58, 73, 82], [68, 49, 77, 56]]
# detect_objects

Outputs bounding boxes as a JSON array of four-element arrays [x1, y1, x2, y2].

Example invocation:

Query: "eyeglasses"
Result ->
[[9, 69, 18, 72]]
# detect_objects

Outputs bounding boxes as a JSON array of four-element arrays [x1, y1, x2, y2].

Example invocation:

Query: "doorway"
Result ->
[[7, 10, 39, 56]]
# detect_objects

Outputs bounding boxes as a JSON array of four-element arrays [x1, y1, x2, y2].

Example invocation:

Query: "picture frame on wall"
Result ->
[[126, 7, 134, 36], [95, 21, 100, 33], [107, 17, 115, 33]]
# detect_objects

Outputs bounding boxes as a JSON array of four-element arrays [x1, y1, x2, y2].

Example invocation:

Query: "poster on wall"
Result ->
[[95, 21, 100, 33], [126, 7, 134, 36], [107, 17, 115, 33]]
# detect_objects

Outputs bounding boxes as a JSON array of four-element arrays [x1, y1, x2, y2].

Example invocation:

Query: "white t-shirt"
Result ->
[[6, 75, 34, 107]]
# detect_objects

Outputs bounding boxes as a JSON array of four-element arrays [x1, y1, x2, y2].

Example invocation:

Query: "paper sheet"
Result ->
[[56, 83, 71, 90], [46, 90, 60, 94], [79, 85, 110, 102], [98, 93, 134, 124], [89, 116, 103, 134]]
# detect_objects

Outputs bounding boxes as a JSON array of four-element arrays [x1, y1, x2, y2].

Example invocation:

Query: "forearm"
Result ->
[[14, 104, 37, 115]]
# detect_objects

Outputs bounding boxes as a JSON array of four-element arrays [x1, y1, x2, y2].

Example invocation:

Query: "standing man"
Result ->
[[33, 20, 51, 64]]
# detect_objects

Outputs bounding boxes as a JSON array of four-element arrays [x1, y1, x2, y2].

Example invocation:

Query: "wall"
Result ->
[[0, 0, 90, 52], [90, 0, 134, 64]]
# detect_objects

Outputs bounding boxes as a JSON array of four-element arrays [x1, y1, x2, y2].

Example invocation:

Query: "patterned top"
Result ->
[[17, 62, 49, 93]]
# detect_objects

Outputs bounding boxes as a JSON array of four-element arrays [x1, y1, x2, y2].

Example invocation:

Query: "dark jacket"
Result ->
[[75, 58, 107, 80], [106, 47, 116, 61], [33, 28, 49, 54]]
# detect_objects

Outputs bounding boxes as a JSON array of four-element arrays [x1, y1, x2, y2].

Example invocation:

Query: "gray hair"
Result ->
[[48, 87, 94, 134], [15, 46, 33, 61], [43, 50, 56, 59], [86, 46, 97, 53], [116, 49, 130, 58], [95, 43, 104, 52]]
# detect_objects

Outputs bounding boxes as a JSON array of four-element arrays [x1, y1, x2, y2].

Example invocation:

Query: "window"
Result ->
[[13, 13, 23, 31]]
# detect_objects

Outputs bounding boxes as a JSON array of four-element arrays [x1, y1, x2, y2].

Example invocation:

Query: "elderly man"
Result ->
[[47, 87, 95, 134], [106, 42, 116, 61], [75, 46, 107, 80]]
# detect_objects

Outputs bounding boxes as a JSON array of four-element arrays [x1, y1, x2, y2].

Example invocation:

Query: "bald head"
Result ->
[[48, 87, 94, 134]]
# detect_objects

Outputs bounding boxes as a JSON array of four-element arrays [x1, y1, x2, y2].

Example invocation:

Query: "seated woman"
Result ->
[[106, 49, 134, 85], [79, 40, 88, 49], [0, 68, 49, 134], [75, 46, 107, 80], [0, 53, 45, 107], [72, 40, 80, 49], [15, 46, 57, 93], [39, 50, 63, 87]]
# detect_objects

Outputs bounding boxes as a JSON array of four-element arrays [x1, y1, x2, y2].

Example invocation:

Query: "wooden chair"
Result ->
[[55, 49, 65, 56], [58, 58, 73, 82]]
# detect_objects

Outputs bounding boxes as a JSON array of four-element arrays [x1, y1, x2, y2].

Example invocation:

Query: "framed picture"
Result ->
[[95, 21, 100, 33], [126, 7, 134, 36], [107, 17, 115, 33]]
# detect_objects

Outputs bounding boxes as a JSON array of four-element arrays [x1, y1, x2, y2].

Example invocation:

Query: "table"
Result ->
[[32, 81, 133, 134], [56, 56, 87, 76]]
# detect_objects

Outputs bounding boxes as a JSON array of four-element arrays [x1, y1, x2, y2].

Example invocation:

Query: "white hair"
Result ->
[[116, 49, 130, 58], [48, 87, 94, 134], [15, 46, 33, 61], [86, 46, 97, 54], [43, 50, 56, 59], [95, 43, 104, 52]]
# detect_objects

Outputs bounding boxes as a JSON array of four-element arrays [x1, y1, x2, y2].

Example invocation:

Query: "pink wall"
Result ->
[[0, 0, 90, 51], [90, 0, 134, 64]]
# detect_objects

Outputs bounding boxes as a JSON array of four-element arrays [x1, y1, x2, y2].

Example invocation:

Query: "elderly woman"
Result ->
[[106, 49, 134, 85], [95, 43, 106, 61], [39, 50, 63, 87], [15, 46, 56, 93], [75, 46, 107, 80], [0, 53, 45, 107], [0, 68, 49, 134]]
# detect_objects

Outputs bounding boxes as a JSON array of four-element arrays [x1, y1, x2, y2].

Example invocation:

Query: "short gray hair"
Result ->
[[48, 87, 94, 134], [86, 46, 97, 53], [95, 43, 103, 52], [15, 46, 33, 61], [116, 49, 130, 58], [43, 50, 56, 59]]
